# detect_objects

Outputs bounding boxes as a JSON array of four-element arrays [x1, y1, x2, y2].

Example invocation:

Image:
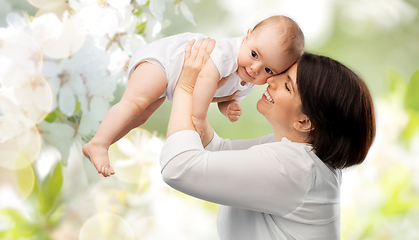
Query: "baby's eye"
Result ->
[[251, 51, 258, 58], [265, 68, 273, 74], [285, 83, 290, 92]]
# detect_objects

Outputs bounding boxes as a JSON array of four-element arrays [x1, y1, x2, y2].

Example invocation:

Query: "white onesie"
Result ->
[[127, 32, 255, 101]]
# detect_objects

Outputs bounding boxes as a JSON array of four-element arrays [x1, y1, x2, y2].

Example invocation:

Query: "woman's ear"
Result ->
[[293, 115, 313, 133]]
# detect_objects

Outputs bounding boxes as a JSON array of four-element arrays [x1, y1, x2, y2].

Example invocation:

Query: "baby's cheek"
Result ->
[[256, 77, 269, 85]]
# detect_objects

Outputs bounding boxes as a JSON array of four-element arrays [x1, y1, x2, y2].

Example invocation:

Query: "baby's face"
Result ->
[[237, 27, 296, 85]]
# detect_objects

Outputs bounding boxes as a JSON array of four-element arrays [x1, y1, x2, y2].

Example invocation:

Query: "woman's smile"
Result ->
[[263, 89, 274, 104]]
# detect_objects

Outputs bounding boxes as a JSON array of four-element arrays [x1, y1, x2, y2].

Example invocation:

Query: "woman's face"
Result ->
[[257, 63, 304, 131]]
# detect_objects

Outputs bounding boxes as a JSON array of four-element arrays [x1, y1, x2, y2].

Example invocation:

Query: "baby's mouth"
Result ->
[[244, 68, 251, 77]]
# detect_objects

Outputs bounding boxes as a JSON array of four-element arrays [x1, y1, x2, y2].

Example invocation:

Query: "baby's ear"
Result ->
[[243, 29, 253, 41]]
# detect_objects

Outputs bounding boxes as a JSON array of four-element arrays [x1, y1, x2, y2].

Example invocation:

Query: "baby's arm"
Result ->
[[218, 100, 242, 122], [192, 58, 220, 137]]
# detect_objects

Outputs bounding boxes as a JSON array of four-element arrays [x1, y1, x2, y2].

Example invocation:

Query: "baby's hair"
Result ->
[[253, 15, 305, 59]]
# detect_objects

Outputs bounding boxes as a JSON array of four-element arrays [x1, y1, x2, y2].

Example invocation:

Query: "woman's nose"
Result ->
[[266, 76, 276, 87]]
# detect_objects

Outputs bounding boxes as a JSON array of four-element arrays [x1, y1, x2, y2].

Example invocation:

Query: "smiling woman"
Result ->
[[160, 40, 376, 239], [256, 63, 309, 144]]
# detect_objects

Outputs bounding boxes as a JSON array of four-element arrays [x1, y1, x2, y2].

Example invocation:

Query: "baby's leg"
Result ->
[[111, 97, 166, 144], [83, 62, 166, 177]]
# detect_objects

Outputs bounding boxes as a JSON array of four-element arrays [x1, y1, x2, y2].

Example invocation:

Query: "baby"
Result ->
[[83, 15, 305, 177]]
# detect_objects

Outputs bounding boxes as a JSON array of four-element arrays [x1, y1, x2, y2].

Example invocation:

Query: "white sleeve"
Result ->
[[160, 130, 312, 217], [210, 38, 238, 78], [205, 131, 275, 151]]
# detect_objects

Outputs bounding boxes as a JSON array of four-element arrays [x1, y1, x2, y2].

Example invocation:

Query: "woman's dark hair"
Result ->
[[297, 52, 376, 169]]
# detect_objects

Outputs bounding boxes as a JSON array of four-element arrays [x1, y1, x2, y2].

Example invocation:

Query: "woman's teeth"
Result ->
[[264, 91, 274, 103]]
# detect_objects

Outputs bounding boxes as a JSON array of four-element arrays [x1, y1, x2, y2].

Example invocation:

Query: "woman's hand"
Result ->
[[176, 38, 216, 95]]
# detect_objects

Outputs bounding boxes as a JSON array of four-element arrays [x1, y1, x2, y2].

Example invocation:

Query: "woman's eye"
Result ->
[[265, 68, 273, 74], [285, 83, 290, 92], [251, 51, 257, 58]]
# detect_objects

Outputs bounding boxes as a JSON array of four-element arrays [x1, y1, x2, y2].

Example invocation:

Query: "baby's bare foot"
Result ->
[[82, 142, 115, 177]]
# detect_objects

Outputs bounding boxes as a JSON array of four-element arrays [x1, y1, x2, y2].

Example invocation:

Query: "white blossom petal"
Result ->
[[109, 128, 164, 184], [41, 61, 60, 78], [31, 13, 86, 59], [34, 2, 75, 21], [116, 6, 135, 33], [149, 0, 166, 21], [38, 121, 75, 164], [128, 34, 146, 55], [77, 0, 96, 4], [77, 111, 99, 136], [0, 114, 41, 169], [0, 29, 43, 74], [108, 48, 130, 72], [46, 76, 60, 110], [59, 84, 76, 116], [5, 12, 29, 32], [0, 86, 19, 113], [68, 74, 85, 95], [107, 0, 131, 9], [13, 74, 53, 124], [78, 5, 118, 37], [27, 0, 65, 9], [135, 0, 148, 6], [179, 2, 196, 26], [116, 137, 138, 156], [89, 96, 110, 120]]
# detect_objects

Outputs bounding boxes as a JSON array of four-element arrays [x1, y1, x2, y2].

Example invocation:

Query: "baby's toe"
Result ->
[[99, 166, 106, 176]]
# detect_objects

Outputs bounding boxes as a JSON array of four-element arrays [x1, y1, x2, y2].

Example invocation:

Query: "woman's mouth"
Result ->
[[263, 90, 274, 103]]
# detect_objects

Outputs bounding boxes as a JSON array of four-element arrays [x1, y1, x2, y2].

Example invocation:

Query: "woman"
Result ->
[[160, 38, 375, 239]]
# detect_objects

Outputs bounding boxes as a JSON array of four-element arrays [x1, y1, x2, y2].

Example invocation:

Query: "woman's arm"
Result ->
[[166, 38, 215, 138], [204, 131, 275, 151], [161, 135, 312, 216]]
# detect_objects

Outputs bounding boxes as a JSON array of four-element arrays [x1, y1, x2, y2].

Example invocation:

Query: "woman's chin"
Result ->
[[256, 99, 264, 114]]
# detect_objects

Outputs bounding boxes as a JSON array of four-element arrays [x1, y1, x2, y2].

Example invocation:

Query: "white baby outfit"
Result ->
[[127, 32, 255, 101]]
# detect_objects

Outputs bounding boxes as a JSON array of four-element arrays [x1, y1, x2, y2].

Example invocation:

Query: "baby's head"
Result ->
[[237, 15, 304, 85]]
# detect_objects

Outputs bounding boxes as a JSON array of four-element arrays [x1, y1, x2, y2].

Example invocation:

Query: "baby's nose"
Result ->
[[251, 63, 261, 74]]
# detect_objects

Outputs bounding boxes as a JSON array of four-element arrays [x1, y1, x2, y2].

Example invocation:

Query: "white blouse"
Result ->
[[160, 130, 342, 240]]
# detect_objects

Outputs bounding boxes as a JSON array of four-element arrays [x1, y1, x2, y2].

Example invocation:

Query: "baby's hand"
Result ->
[[226, 100, 242, 122]]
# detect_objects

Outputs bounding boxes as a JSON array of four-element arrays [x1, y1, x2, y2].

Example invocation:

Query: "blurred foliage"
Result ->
[[340, 68, 419, 239], [403, 71, 419, 141], [0, 163, 63, 239]]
